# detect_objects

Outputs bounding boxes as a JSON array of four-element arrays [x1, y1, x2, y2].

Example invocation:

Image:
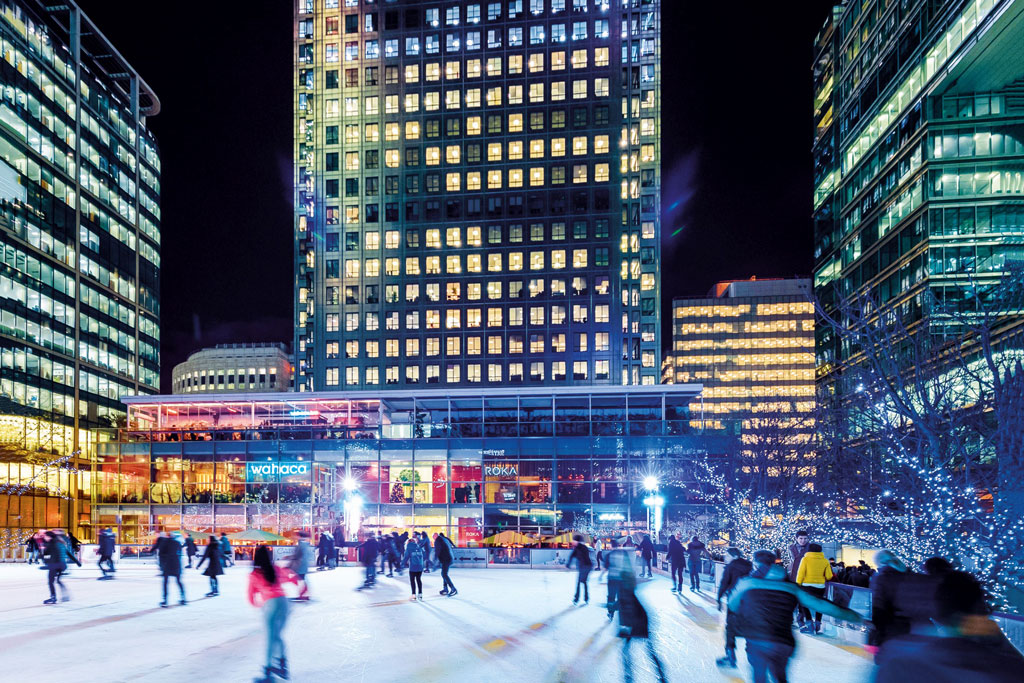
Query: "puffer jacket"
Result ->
[[796, 551, 833, 587]]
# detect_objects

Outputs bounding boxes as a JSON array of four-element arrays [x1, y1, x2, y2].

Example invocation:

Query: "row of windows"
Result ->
[[323, 359, 615, 386], [325, 222, 618, 249], [317, 275, 613, 305], [300, 1, 614, 22], [323, 331, 612, 359], [323, 302, 612, 331], [327, 135, 612, 161], [326, 249, 598, 276]]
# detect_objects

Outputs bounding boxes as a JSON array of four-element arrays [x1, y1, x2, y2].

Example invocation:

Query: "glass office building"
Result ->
[[813, 0, 1024, 379], [294, 0, 661, 392], [0, 1, 161, 540], [95, 385, 719, 545], [669, 279, 816, 436]]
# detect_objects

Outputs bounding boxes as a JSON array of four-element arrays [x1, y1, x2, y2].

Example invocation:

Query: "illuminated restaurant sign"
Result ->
[[246, 462, 310, 478], [483, 464, 518, 477]]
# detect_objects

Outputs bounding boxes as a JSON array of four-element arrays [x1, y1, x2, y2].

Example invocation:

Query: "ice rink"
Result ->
[[0, 562, 874, 682]]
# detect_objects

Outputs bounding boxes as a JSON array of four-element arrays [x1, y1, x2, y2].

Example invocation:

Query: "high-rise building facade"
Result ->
[[172, 343, 293, 394], [0, 0, 161, 539], [813, 0, 1024, 378], [294, 0, 661, 391], [669, 278, 816, 435]]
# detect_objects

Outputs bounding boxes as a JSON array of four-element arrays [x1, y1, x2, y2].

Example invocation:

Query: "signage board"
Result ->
[[246, 461, 311, 479]]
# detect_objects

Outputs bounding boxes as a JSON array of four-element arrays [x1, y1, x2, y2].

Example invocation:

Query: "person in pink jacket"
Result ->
[[248, 545, 298, 682]]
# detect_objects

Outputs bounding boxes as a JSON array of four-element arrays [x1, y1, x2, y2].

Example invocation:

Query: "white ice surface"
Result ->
[[0, 563, 874, 682]]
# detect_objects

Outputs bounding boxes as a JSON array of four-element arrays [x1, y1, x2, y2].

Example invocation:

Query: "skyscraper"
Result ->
[[813, 0, 1024, 379], [294, 0, 660, 391], [0, 0, 161, 538], [668, 278, 815, 435]]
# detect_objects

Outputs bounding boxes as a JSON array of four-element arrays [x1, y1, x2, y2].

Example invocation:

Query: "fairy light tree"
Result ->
[[819, 272, 1024, 611]]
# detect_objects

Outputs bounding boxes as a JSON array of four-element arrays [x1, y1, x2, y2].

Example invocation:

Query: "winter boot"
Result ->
[[272, 657, 289, 680]]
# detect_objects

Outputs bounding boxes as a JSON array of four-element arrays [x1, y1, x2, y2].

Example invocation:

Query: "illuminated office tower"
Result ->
[[294, 0, 661, 390], [0, 0, 161, 539], [669, 279, 815, 435], [813, 0, 1024, 379]]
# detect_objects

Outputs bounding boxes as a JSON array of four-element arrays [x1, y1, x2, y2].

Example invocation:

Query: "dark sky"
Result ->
[[76, 1, 836, 391]]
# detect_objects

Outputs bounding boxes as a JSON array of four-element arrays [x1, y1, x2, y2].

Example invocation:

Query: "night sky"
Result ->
[[75, 1, 837, 391]]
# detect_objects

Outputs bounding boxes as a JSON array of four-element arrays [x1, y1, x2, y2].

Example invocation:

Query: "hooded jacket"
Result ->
[[795, 551, 833, 587], [717, 557, 754, 601], [667, 537, 685, 564], [729, 564, 861, 646]]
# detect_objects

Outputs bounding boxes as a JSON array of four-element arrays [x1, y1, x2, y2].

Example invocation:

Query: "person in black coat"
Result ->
[[616, 556, 667, 683], [358, 531, 379, 587], [637, 535, 655, 578], [152, 532, 186, 607], [686, 536, 708, 591], [434, 532, 457, 596], [715, 547, 754, 669], [566, 534, 594, 604], [184, 534, 198, 569], [195, 535, 224, 597], [666, 533, 686, 592], [97, 527, 116, 579], [41, 531, 68, 604]]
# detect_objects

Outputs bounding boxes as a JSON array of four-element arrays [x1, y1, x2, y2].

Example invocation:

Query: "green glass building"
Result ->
[[0, 0, 160, 540], [814, 0, 1024, 377], [294, 0, 661, 391]]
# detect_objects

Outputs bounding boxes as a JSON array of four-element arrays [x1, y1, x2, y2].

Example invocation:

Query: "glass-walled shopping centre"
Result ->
[[92, 385, 727, 545]]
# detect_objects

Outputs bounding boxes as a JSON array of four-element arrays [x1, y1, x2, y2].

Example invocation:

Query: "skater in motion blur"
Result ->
[[604, 539, 628, 620], [795, 543, 832, 634], [358, 530, 379, 588], [153, 530, 186, 607], [184, 533, 197, 569], [41, 530, 68, 604], [196, 534, 224, 596], [96, 526, 116, 579], [25, 532, 41, 564], [615, 553, 667, 683], [686, 535, 709, 591], [417, 531, 433, 573], [867, 549, 946, 657], [434, 532, 457, 596], [248, 544, 298, 683], [874, 570, 1024, 682], [566, 533, 594, 604], [729, 549, 861, 683], [402, 530, 426, 600], [219, 532, 235, 567], [667, 532, 685, 592], [288, 530, 313, 601], [715, 547, 753, 669], [637, 534, 654, 578]]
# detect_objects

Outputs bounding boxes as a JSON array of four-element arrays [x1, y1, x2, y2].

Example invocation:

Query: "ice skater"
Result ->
[[604, 539, 628, 620], [153, 531, 186, 607], [196, 534, 224, 596], [219, 532, 235, 567], [637, 534, 654, 578], [434, 532, 457, 596], [96, 526, 116, 579], [715, 547, 753, 669], [41, 530, 68, 604], [616, 555, 667, 683], [26, 533, 40, 564], [288, 530, 313, 601], [567, 533, 594, 604], [686, 535, 709, 591], [402, 531, 426, 600], [184, 533, 197, 569], [417, 531, 433, 572], [358, 530, 379, 588], [667, 533, 685, 592], [248, 545, 298, 683]]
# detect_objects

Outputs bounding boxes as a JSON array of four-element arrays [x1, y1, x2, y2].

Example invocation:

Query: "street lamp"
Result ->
[[642, 476, 664, 538]]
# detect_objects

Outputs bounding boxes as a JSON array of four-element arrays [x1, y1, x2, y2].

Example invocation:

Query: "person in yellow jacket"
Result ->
[[795, 543, 833, 634]]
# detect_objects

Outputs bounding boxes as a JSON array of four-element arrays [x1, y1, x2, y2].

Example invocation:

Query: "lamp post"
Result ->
[[642, 476, 664, 539], [342, 477, 362, 541]]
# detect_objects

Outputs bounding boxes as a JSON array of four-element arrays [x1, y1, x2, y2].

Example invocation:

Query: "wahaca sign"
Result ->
[[246, 462, 310, 478]]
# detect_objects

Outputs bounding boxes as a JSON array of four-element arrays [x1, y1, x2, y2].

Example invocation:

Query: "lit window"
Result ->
[[573, 304, 588, 323], [488, 253, 503, 272], [529, 82, 545, 103], [509, 168, 524, 187], [447, 309, 462, 328], [405, 257, 421, 275], [467, 253, 482, 272], [426, 256, 441, 274], [467, 116, 482, 135], [486, 57, 502, 76], [595, 78, 609, 97], [571, 49, 587, 68], [467, 172, 482, 190], [446, 61, 461, 79], [466, 89, 481, 107], [425, 92, 440, 110], [405, 121, 421, 140], [573, 136, 588, 155], [508, 84, 523, 104], [486, 87, 502, 106], [487, 281, 502, 299], [405, 93, 420, 112], [530, 167, 544, 186], [552, 250, 566, 269], [573, 164, 588, 183], [488, 170, 502, 189], [595, 46, 609, 66], [385, 149, 400, 167], [446, 172, 461, 191], [488, 143, 503, 162], [530, 252, 545, 270], [467, 59, 482, 77], [572, 80, 587, 99], [509, 141, 524, 160], [530, 307, 545, 325], [509, 252, 524, 271], [426, 147, 441, 166], [509, 113, 524, 132], [595, 163, 609, 182]]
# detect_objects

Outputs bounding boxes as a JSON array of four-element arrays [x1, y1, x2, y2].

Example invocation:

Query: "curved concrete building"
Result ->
[[172, 343, 292, 394]]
